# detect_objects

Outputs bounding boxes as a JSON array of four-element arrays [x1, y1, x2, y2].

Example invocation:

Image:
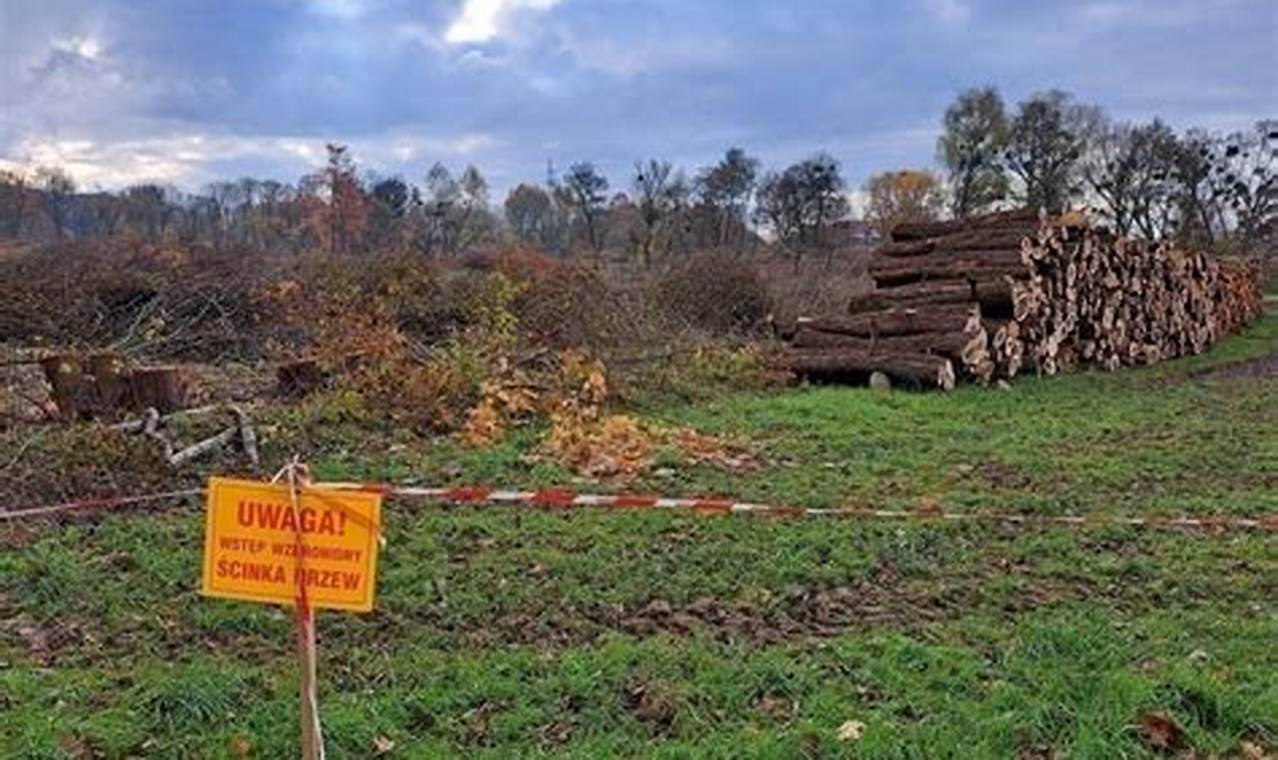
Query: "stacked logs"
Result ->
[[1215, 258, 1266, 337], [784, 304, 978, 390], [773, 208, 1266, 389], [1009, 219, 1262, 375]]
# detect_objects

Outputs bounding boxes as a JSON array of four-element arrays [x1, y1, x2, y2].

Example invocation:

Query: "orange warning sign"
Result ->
[[201, 477, 382, 612]]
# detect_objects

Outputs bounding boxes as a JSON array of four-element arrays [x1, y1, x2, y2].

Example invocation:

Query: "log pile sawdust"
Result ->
[[774, 208, 1267, 389]]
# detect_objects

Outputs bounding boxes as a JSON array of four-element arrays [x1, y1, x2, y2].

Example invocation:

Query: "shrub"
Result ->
[[754, 250, 874, 328], [655, 250, 772, 335]]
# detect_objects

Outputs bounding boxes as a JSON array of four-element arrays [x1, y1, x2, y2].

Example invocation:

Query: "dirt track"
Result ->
[[1187, 351, 1278, 382]]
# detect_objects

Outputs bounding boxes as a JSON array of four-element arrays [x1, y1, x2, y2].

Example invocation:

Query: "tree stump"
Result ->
[[277, 359, 327, 397], [88, 352, 130, 413], [129, 367, 190, 413], [40, 354, 94, 420]]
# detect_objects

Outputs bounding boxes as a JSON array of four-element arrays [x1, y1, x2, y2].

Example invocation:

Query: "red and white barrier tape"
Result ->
[[0, 488, 204, 522], [311, 483, 1278, 533], [3, 482, 1275, 533]]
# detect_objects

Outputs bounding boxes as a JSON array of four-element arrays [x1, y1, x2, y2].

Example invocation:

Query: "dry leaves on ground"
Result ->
[[1138, 710, 1186, 753], [546, 413, 653, 479], [669, 428, 760, 472], [458, 349, 760, 481], [837, 719, 865, 742]]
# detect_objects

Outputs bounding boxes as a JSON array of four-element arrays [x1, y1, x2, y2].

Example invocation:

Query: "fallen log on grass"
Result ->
[[775, 349, 956, 391]]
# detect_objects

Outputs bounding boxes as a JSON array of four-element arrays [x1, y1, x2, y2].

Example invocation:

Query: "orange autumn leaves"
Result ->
[[460, 350, 756, 479]]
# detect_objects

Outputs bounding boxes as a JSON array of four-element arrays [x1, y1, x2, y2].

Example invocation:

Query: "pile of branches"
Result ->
[[775, 208, 1267, 388], [0, 239, 285, 361]]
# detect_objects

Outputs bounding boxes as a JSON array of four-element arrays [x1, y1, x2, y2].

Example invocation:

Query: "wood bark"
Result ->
[[848, 278, 1014, 315], [889, 208, 1041, 241], [793, 326, 976, 356], [775, 349, 956, 391], [88, 353, 129, 412], [876, 230, 1031, 258], [869, 249, 1027, 287], [800, 304, 974, 338], [128, 367, 189, 413], [40, 354, 91, 419]]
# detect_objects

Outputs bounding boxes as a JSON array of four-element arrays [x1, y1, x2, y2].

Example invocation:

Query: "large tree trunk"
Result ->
[[888, 208, 1041, 241], [774, 349, 956, 391], [849, 278, 1014, 315], [869, 249, 1027, 287], [792, 327, 975, 355], [875, 229, 1031, 258], [799, 304, 974, 337]]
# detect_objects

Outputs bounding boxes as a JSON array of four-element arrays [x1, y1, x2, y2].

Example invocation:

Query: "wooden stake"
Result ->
[[287, 459, 325, 760], [297, 602, 325, 760]]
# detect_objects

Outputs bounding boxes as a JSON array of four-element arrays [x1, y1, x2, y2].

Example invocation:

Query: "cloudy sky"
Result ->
[[1, 0, 1274, 195]]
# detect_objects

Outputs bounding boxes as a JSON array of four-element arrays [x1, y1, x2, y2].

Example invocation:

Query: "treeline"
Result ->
[[0, 146, 777, 264], [0, 86, 1273, 265], [927, 88, 1275, 250]]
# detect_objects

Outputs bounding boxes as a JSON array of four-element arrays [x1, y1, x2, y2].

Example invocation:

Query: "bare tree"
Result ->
[[1004, 90, 1101, 212], [1211, 120, 1277, 246], [1083, 118, 1181, 238], [418, 162, 458, 256], [456, 165, 496, 251], [755, 153, 851, 271], [124, 184, 169, 242], [630, 158, 688, 268]]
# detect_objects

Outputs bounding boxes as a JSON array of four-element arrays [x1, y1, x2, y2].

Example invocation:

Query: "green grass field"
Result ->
[[2, 314, 1276, 758]]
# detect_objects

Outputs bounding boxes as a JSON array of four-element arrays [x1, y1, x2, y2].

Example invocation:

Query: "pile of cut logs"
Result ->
[[776, 208, 1266, 389]]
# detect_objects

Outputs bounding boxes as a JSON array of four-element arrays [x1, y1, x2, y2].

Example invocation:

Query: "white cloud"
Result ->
[[0, 135, 210, 187], [444, 0, 562, 45], [51, 35, 103, 61], [0, 131, 504, 190]]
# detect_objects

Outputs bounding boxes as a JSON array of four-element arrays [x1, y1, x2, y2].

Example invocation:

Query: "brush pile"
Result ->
[[776, 208, 1266, 389]]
